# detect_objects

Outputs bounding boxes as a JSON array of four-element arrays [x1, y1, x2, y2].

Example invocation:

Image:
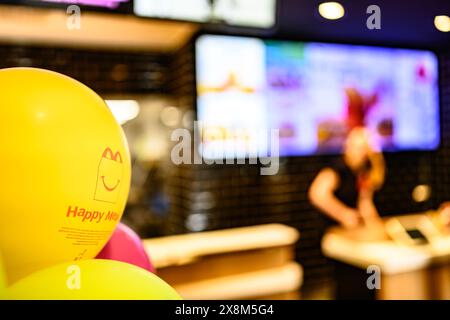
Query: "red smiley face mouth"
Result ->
[[101, 176, 121, 191]]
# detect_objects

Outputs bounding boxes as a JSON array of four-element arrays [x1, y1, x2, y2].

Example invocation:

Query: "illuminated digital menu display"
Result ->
[[196, 35, 440, 158], [7, 0, 132, 12]]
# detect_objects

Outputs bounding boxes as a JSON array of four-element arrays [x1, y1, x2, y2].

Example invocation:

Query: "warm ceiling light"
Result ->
[[434, 15, 450, 32], [318, 2, 345, 20]]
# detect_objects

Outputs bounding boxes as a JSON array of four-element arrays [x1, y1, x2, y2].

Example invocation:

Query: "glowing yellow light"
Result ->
[[105, 100, 140, 125], [160, 106, 181, 127], [434, 15, 450, 32], [412, 185, 431, 203], [318, 2, 345, 20]]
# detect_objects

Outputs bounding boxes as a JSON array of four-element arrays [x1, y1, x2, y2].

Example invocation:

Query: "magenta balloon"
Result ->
[[96, 223, 155, 273]]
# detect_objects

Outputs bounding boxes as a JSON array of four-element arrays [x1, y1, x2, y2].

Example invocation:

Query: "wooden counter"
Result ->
[[322, 212, 450, 299]]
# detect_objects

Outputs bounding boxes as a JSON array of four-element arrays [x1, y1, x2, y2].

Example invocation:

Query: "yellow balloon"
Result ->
[[5, 259, 181, 300], [0, 68, 131, 284], [0, 254, 6, 299]]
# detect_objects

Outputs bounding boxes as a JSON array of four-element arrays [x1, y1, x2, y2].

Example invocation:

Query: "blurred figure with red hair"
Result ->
[[309, 127, 385, 228]]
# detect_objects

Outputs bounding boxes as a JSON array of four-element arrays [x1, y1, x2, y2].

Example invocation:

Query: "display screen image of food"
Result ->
[[195, 35, 440, 158]]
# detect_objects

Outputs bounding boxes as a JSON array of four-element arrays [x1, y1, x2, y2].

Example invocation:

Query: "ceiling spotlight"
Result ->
[[318, 2, 345, 20], [434, 15, 450, 32]]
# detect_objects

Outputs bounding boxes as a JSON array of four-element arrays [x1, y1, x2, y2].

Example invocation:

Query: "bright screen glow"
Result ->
[[196, 35, 440, 158], [37, 0, 129, 8], [134, 0, 277, 28]]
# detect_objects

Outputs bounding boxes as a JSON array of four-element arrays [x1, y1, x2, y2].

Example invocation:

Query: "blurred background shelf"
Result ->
[[174, 262, 302, 300], [144, 224, 302, 299]]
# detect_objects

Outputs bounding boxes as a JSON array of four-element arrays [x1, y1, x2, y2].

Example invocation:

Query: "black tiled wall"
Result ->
[[436, 52, 450, 204]]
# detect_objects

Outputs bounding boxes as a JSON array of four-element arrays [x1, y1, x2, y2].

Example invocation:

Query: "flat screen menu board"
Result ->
[[134, 0, 277, 29], [3, 0, 133, 13], [195, 34, 440, 158]]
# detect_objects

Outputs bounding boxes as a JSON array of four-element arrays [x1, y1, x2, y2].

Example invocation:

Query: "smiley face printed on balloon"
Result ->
[[94, 147, 124, 204]]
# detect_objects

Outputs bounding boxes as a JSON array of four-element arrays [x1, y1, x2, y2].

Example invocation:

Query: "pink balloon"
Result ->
[[96, 223, 155, 273]]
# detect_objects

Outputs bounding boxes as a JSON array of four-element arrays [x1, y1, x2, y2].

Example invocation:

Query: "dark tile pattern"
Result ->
[[0, 44, 168, 94]]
